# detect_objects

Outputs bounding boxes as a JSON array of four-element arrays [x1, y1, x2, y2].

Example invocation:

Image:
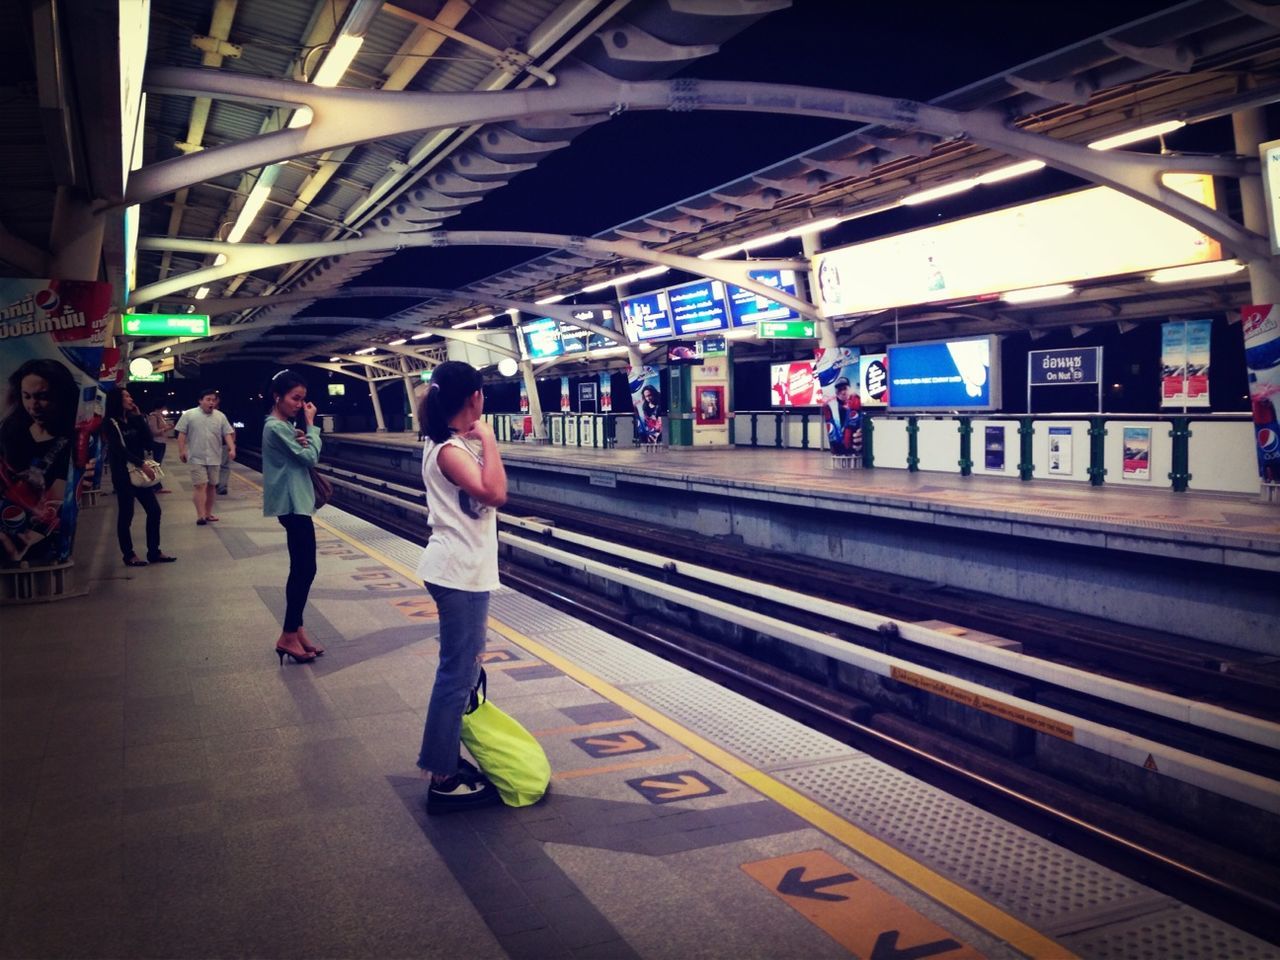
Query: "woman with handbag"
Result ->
[[103, 388, 175, 567], [414, 361, 507, 813], [262, 370, 323, 665]]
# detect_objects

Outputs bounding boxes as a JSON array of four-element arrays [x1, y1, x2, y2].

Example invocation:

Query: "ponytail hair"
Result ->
[[418, 361, 482, 443]]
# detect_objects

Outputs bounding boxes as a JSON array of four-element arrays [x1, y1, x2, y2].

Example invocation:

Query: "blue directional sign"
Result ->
[[669, 279, 730, 336]]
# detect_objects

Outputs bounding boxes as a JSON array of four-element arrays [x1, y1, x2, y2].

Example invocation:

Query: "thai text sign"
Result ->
[[1029, 348, 1099, 386]]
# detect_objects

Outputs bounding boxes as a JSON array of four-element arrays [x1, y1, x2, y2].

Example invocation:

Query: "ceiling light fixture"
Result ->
[[1088, 120, 1186, 151], [901, 179, 977, 206], [388, 338, 407, 346], [973, 160, 1046, 185], [1002, 283, 1075, 303], [535, 294, 566, 305], [452, 313, 496, 329], [409, 331, 433, 341], [1148, 260, 1244, 283]]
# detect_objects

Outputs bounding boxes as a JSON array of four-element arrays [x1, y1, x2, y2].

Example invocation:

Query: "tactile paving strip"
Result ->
[[782, 757, 1159, 928], [1061, 906, 1278, 960], [490, 590, 596, 637]]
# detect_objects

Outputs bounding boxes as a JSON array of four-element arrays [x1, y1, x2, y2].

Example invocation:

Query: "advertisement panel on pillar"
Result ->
[[629, 365, 663, 444], [0, 279, 112, 568], [1241, 303, 1280, 483], [669, 279, 730, 337], [620, 291, 674, 342], [886, 336, 1001, 412], [727, 269, 800, 327], [814, 347, 863, 456]]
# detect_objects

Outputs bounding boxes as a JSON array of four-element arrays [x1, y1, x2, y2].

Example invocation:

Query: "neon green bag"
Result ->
[[460, 669, 551, 807]]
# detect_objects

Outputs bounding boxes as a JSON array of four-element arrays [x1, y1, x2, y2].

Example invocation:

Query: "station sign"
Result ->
[[1028, 347, 1100, 386], [128, 372, 165, 382], [123, 313, 210, 337], [758, 319, 816, 339]]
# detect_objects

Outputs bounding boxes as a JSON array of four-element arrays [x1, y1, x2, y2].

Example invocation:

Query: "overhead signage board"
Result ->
[[669, 279, 730, 337], [1261, 139, 1280, 256], [727, 269, 799, 326], [128, 372, 165, 382], [559, 307, 617, 353], [758, 319, 816, 339], [813, 176, 1220, 319], [123, 313, 211, 337], [520, 317, 563, 359], [887, 335, 1002, 412], [1028, 347, 1100, 386], [621, 291, 674, 342]]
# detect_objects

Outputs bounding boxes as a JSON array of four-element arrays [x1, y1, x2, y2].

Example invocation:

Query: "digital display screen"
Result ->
[[520, 317, 564, 359], [327, 383, 345, 397], [727, 269, 799, 326], [560, 307, 618, 352], [669, 279, 730, 336], [886, 335, 1001, 411], [666, 341, 704, 365], [769, 360, 819, 407], [621, 291, 674, 342]]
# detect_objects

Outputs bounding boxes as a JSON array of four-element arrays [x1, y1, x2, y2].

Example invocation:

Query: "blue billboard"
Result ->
[[559, 307, 619, 353], [727, 269, 799, 327], [621, 291, 674, 342], [520, 317, 563, 359], [886, 335, 1001, 411], [669, 279, 730, 336]]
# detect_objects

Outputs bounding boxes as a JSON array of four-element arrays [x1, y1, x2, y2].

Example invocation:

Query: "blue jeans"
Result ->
[[417, 583, 489, 776]]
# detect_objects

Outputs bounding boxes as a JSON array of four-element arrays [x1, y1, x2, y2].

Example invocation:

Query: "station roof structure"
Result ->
[[2, 1, 1278, 377]]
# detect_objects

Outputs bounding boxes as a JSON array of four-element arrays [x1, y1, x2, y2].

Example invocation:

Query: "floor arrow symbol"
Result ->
[[637, 774, 709, 799], [776, 866, 857, 901], [869, 930, 962, 960], [583, 733, 648, 754]]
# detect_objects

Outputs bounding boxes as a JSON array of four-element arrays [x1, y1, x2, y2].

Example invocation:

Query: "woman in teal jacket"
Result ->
[[262, 370, 323, 664]]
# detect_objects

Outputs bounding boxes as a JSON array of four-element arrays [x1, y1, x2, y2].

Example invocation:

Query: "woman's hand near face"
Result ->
[[302, 401, 317, 425], [462, 419, 495, 444]]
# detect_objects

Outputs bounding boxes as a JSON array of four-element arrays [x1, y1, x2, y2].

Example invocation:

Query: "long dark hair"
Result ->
[[417, 361, 482, 443], [268, 369, 308, 422], [2, 358, 80, 448], [103, 387, 131, 423]]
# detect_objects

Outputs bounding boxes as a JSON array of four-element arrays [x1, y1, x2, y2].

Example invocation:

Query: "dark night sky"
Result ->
[[154, 2, 1254, 423]]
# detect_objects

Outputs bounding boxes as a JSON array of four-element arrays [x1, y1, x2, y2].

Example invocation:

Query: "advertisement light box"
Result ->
[[770, 360, 819, 407], [669, 279, 730, 336], [886, 335, 1002, 412], [813, 176, 1220, 318], [520, 317, 564, 359], [621, 291, 674, 342], [727, 269, 799, 326]]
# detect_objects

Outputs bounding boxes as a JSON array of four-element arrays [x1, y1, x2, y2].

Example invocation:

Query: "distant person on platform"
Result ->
[[213, 394, 231, 496], [146, 403, 173, 493], [176, 387, 235, 525]]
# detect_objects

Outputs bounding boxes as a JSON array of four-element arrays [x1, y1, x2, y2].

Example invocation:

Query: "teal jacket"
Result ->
[[261, 417, 321, 516]]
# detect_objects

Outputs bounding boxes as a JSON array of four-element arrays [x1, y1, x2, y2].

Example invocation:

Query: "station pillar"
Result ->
[[398, 356, 418, 434], [1234, 103, 1280, 304], [802, 234, 838, 350], [508, 311, 546, 439], [366, 366, 387, 432]]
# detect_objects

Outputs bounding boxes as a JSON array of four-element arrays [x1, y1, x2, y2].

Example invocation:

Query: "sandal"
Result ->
[[123, 555, 148, 567], [206, 515, 220, 522]]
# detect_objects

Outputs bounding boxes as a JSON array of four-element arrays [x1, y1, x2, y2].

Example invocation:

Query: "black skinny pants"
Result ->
[[116, 482, 162, 560], [278, 513, 317, 632]]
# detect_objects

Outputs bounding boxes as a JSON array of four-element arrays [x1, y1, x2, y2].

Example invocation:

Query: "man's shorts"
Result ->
[[189, 464, 220, 486]]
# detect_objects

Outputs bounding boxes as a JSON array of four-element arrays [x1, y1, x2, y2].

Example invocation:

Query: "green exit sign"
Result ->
[[129, 373, 165, 382], [123, 314, 210, 337], [757, 319, 816, 339]]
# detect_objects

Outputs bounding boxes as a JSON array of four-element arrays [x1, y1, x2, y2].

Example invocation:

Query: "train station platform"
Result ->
[[2, 466, 1276, 959], [324, 432, 1280, 652]]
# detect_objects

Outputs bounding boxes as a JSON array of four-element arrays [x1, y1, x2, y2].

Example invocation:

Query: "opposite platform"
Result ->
[[1, 465, 1275, 959]]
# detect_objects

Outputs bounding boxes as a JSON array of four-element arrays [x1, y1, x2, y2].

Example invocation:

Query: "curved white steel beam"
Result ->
[[132, 231, 813, 319], [128, 69, 1272, 267]]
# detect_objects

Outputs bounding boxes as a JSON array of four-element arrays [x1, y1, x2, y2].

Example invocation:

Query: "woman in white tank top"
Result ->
[[413, 361, 508, 813]]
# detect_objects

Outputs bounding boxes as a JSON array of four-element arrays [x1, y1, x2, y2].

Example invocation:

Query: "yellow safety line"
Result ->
[[241, 471, 1072, 959]]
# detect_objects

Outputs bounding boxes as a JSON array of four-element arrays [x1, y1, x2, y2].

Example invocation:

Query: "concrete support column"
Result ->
[[49, 187, 104, 281], [802, 233, 838, 349], [398, 356, 418, 434], [1233, 104, 1280, 304], [507, 310, 546, 439], [366, 367, 387, 432]]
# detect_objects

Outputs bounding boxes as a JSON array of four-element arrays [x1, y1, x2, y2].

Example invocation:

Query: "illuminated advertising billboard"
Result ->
[[728, 269, 799, 326], [621, 291, 674, 342], [860, 352, 889, 407], [669, 279, 730, 336], [520, 317, 563, 360], [886, 335, 1001, 412], [813, 177, 1220, 318], [770, 360, 819, 407], [559, 307, 619, 353]]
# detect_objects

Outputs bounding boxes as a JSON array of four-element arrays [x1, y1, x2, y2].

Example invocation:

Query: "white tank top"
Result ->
[[414, 435, 500, 591]]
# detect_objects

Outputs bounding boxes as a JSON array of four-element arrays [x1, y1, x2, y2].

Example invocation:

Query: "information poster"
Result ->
[[598, 372, 612, 412], [814, 347, 862, 455], [1161, 319, 1211, 408], [0, 278, 112, 568], [629, 365, 663, 444], [1122, 426, 1152, 480], [669, 279, 730, 336], [1047, 426, 1072, 475], [1240, 304, 1280, 483], [984, 425, 1005, 470]]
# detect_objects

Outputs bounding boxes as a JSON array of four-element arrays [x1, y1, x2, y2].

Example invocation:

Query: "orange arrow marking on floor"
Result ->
[[637, 774, 711, 800], [393, 598, 437, 620], [742, 851, 983, 960], [582, 734, 649, 755]]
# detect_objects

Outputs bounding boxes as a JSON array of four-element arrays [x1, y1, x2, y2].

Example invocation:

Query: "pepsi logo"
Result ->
[[33, 289, 59, 313], [1259, 427, 1280, 455]]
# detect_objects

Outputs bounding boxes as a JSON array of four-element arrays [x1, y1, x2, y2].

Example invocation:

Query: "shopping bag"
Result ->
[[459, 669, 550, 807]]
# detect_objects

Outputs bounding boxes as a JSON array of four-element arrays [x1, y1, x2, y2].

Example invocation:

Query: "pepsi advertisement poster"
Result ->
[[0, 279, 112, 568], [669, 279, 730, 336], [727, 269, 799, 327], [1242, 303, 1280, 483], [621, 291, 673, 342], [886, 336, 1001, 412]]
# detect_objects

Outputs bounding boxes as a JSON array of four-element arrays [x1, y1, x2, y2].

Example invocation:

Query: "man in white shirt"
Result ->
[[176, 387, 236, 525]]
